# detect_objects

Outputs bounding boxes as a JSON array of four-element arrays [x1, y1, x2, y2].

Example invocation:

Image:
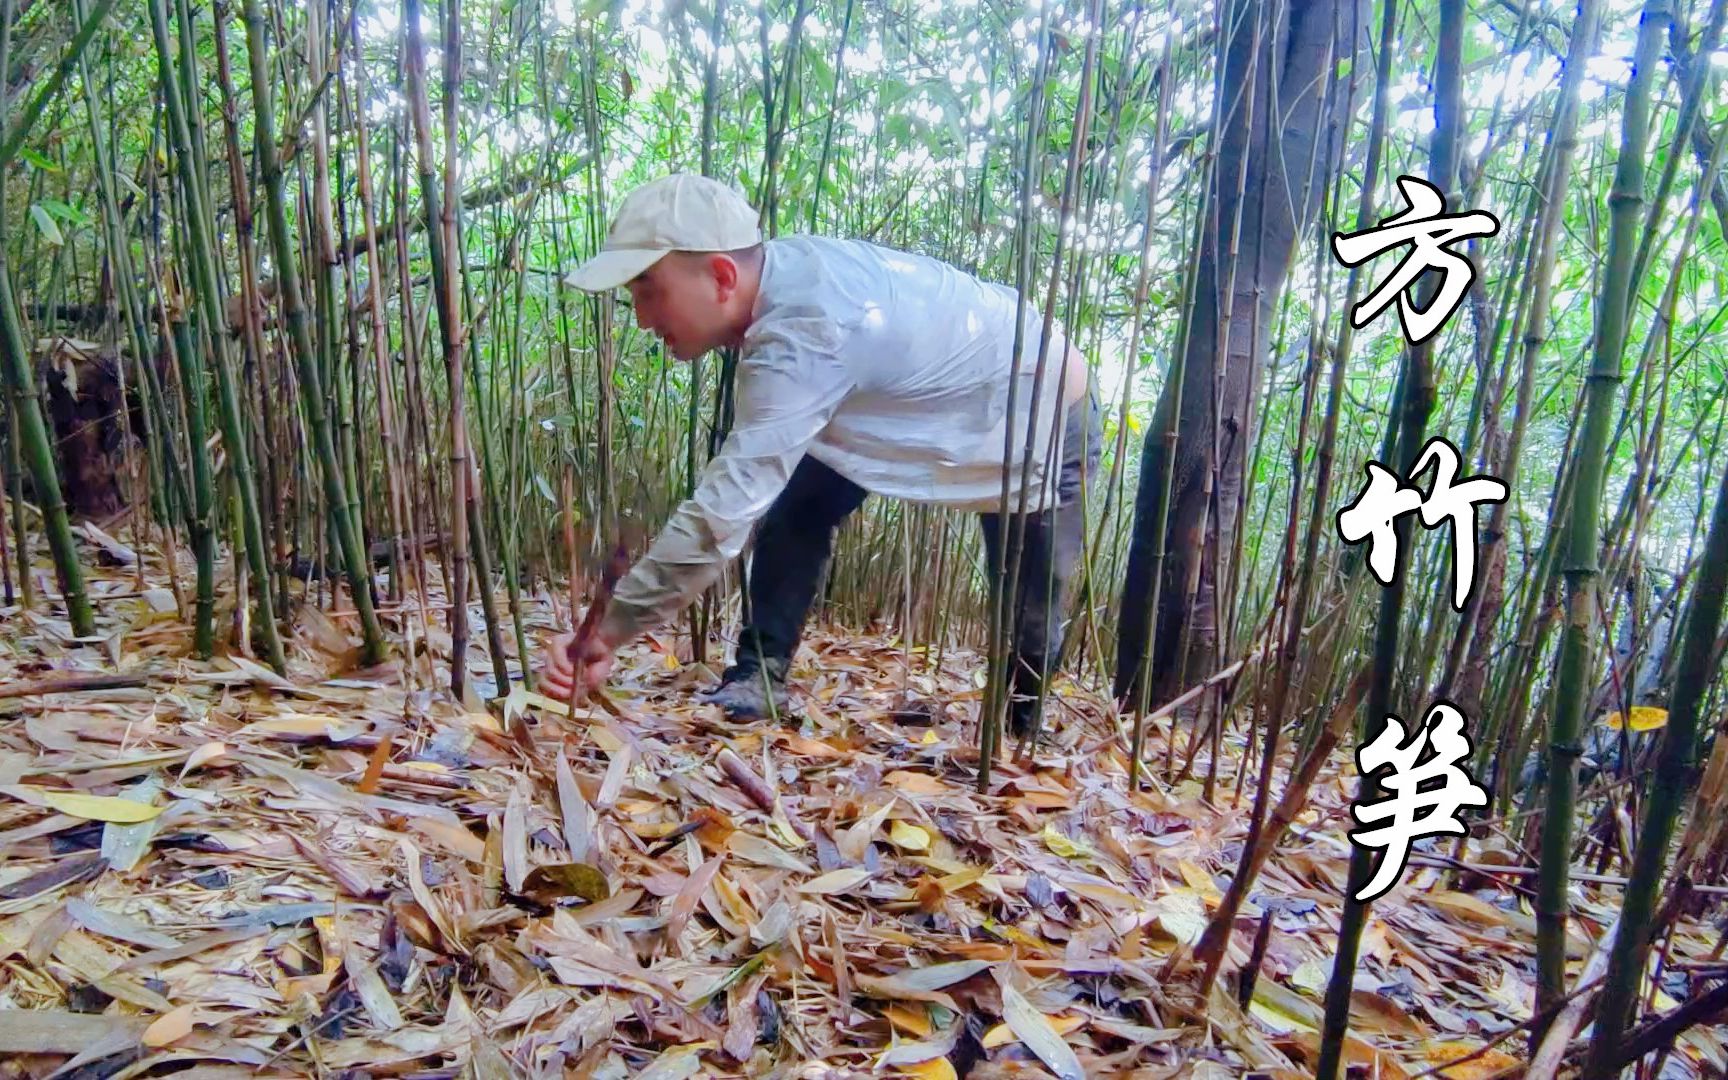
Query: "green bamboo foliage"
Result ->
[[1533, 0, 1668, 1023]]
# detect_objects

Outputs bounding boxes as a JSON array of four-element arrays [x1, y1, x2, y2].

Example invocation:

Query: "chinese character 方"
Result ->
[[1332, 175, 1500, 346]]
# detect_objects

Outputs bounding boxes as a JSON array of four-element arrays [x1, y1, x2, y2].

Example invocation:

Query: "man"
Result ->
[[539, 173, 1100, 739]]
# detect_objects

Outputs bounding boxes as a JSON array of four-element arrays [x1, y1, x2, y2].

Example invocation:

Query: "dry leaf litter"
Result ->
[[0, 545, 1723, 1079]]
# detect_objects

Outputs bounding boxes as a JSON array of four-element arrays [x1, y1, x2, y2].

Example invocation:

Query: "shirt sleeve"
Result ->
[[598, 307, 853, 645]]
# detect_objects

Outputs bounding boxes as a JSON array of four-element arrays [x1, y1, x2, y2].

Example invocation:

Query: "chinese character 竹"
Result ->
[[1336, 436, 1508, 610]]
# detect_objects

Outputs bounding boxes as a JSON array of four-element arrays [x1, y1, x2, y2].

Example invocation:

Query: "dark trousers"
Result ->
[[732, 394, 1102, 732]]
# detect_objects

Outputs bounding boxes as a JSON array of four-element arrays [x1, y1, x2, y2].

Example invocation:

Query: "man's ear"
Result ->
[[708, 253, 740, 301]]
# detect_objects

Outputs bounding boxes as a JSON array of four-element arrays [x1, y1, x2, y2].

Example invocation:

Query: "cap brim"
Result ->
[[563, 248, 668, 292]]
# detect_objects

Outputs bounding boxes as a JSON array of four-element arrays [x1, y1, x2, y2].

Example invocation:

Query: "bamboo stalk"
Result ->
[[1533, 0, 1667, 1027], [0, 0, 95, 638], [148, 0, 286, 672], [1585, 318, 1728, 1072], [242, 0, 387, 666]]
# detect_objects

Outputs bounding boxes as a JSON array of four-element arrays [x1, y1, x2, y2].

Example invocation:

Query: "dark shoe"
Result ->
[[1007, 694, 1053, 744], [700, 659, 790, 720]]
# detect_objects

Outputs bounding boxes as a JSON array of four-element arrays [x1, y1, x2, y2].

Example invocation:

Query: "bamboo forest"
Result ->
[[2, 0, 1728, 1074]]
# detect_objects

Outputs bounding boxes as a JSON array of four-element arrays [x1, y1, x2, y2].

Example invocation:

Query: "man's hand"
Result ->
[[540, 628, 616, 702]]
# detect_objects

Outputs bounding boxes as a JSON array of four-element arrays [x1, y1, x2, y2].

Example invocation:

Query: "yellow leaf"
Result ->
[[1155, 907, 1207, 946], [885, 1003, 933, 1037], [982, 1013, 1084, 1048], [981, 918, 1051, 951], [313, 916, 342, 974], [1250, 981, 1323, 1035], [1065, 881, 1141, 909], [1602, 706, 1668, 732], [900, 1059, 956, 1080], [1422, 1039, 1521, 1079], [937, 866, 986, 893], [1151, 891, 1208, 945], [1291, 959, 1329, 995], [664, 652, 680, 670], [239, 715, 359, 739], [5, 786, 165, 823], [890, 821, 931, 852], [1041, 823, 1093, 859], [143, 1004, 195, 1047], [1178, 860, 1220, 897], [180, 741, 228, 775]]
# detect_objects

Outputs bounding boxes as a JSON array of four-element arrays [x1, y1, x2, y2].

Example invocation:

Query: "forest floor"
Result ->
[[0, 537, 1724, 1079]]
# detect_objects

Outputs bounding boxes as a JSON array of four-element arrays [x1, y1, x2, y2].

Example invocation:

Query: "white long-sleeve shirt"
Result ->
[[600, 235, 1086, 644]]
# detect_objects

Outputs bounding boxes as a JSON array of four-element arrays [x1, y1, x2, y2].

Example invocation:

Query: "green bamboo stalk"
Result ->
[[1584, 455, 1728, 1072], [162, 288, 217, 655], [242, 0, 387, 665], [0, 0, 95, 638], [148, 0, 287, 672], [402, 0, 475, 695], [1532, 0, 1667, 1026], [982, 0, 1055, 784], [4, 379, 31, 608]]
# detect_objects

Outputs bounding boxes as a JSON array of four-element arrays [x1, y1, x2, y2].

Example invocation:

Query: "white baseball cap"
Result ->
[[564, 173, 763, 292]]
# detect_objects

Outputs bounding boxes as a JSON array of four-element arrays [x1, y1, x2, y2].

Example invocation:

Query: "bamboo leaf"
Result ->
[[1000, 981, 1085, 1080], [4, 785, 163, 823], [29, 205, 63, 245]]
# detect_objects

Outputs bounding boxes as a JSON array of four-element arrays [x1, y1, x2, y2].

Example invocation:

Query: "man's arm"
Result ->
[[596, 310, 852, 646]]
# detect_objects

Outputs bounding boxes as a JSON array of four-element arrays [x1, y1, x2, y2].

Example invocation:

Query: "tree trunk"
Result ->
[[1114, 0, 1355, 708]]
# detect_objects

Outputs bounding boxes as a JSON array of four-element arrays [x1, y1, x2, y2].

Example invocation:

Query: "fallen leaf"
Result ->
[[884, 771, 948, 795], [982, 1012, 1084, 1048], [520, 864, 611, 905], [889, 820, 931, 852], [1041, 822, 1093, 859], [1000, 979, 1084, 1080], [636, 1042, 709, 1080], [1421, 1039, 1522, 1079], [142, 1004, 194, 1048], [1602, 706, 1667, 732], [4, 785, 164, 823], [884, 1003, 933, 1037], [798, 868, 872, 894]]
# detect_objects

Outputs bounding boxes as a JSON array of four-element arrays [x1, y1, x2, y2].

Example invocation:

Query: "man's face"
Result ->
[[624, 253, 731, 362]]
